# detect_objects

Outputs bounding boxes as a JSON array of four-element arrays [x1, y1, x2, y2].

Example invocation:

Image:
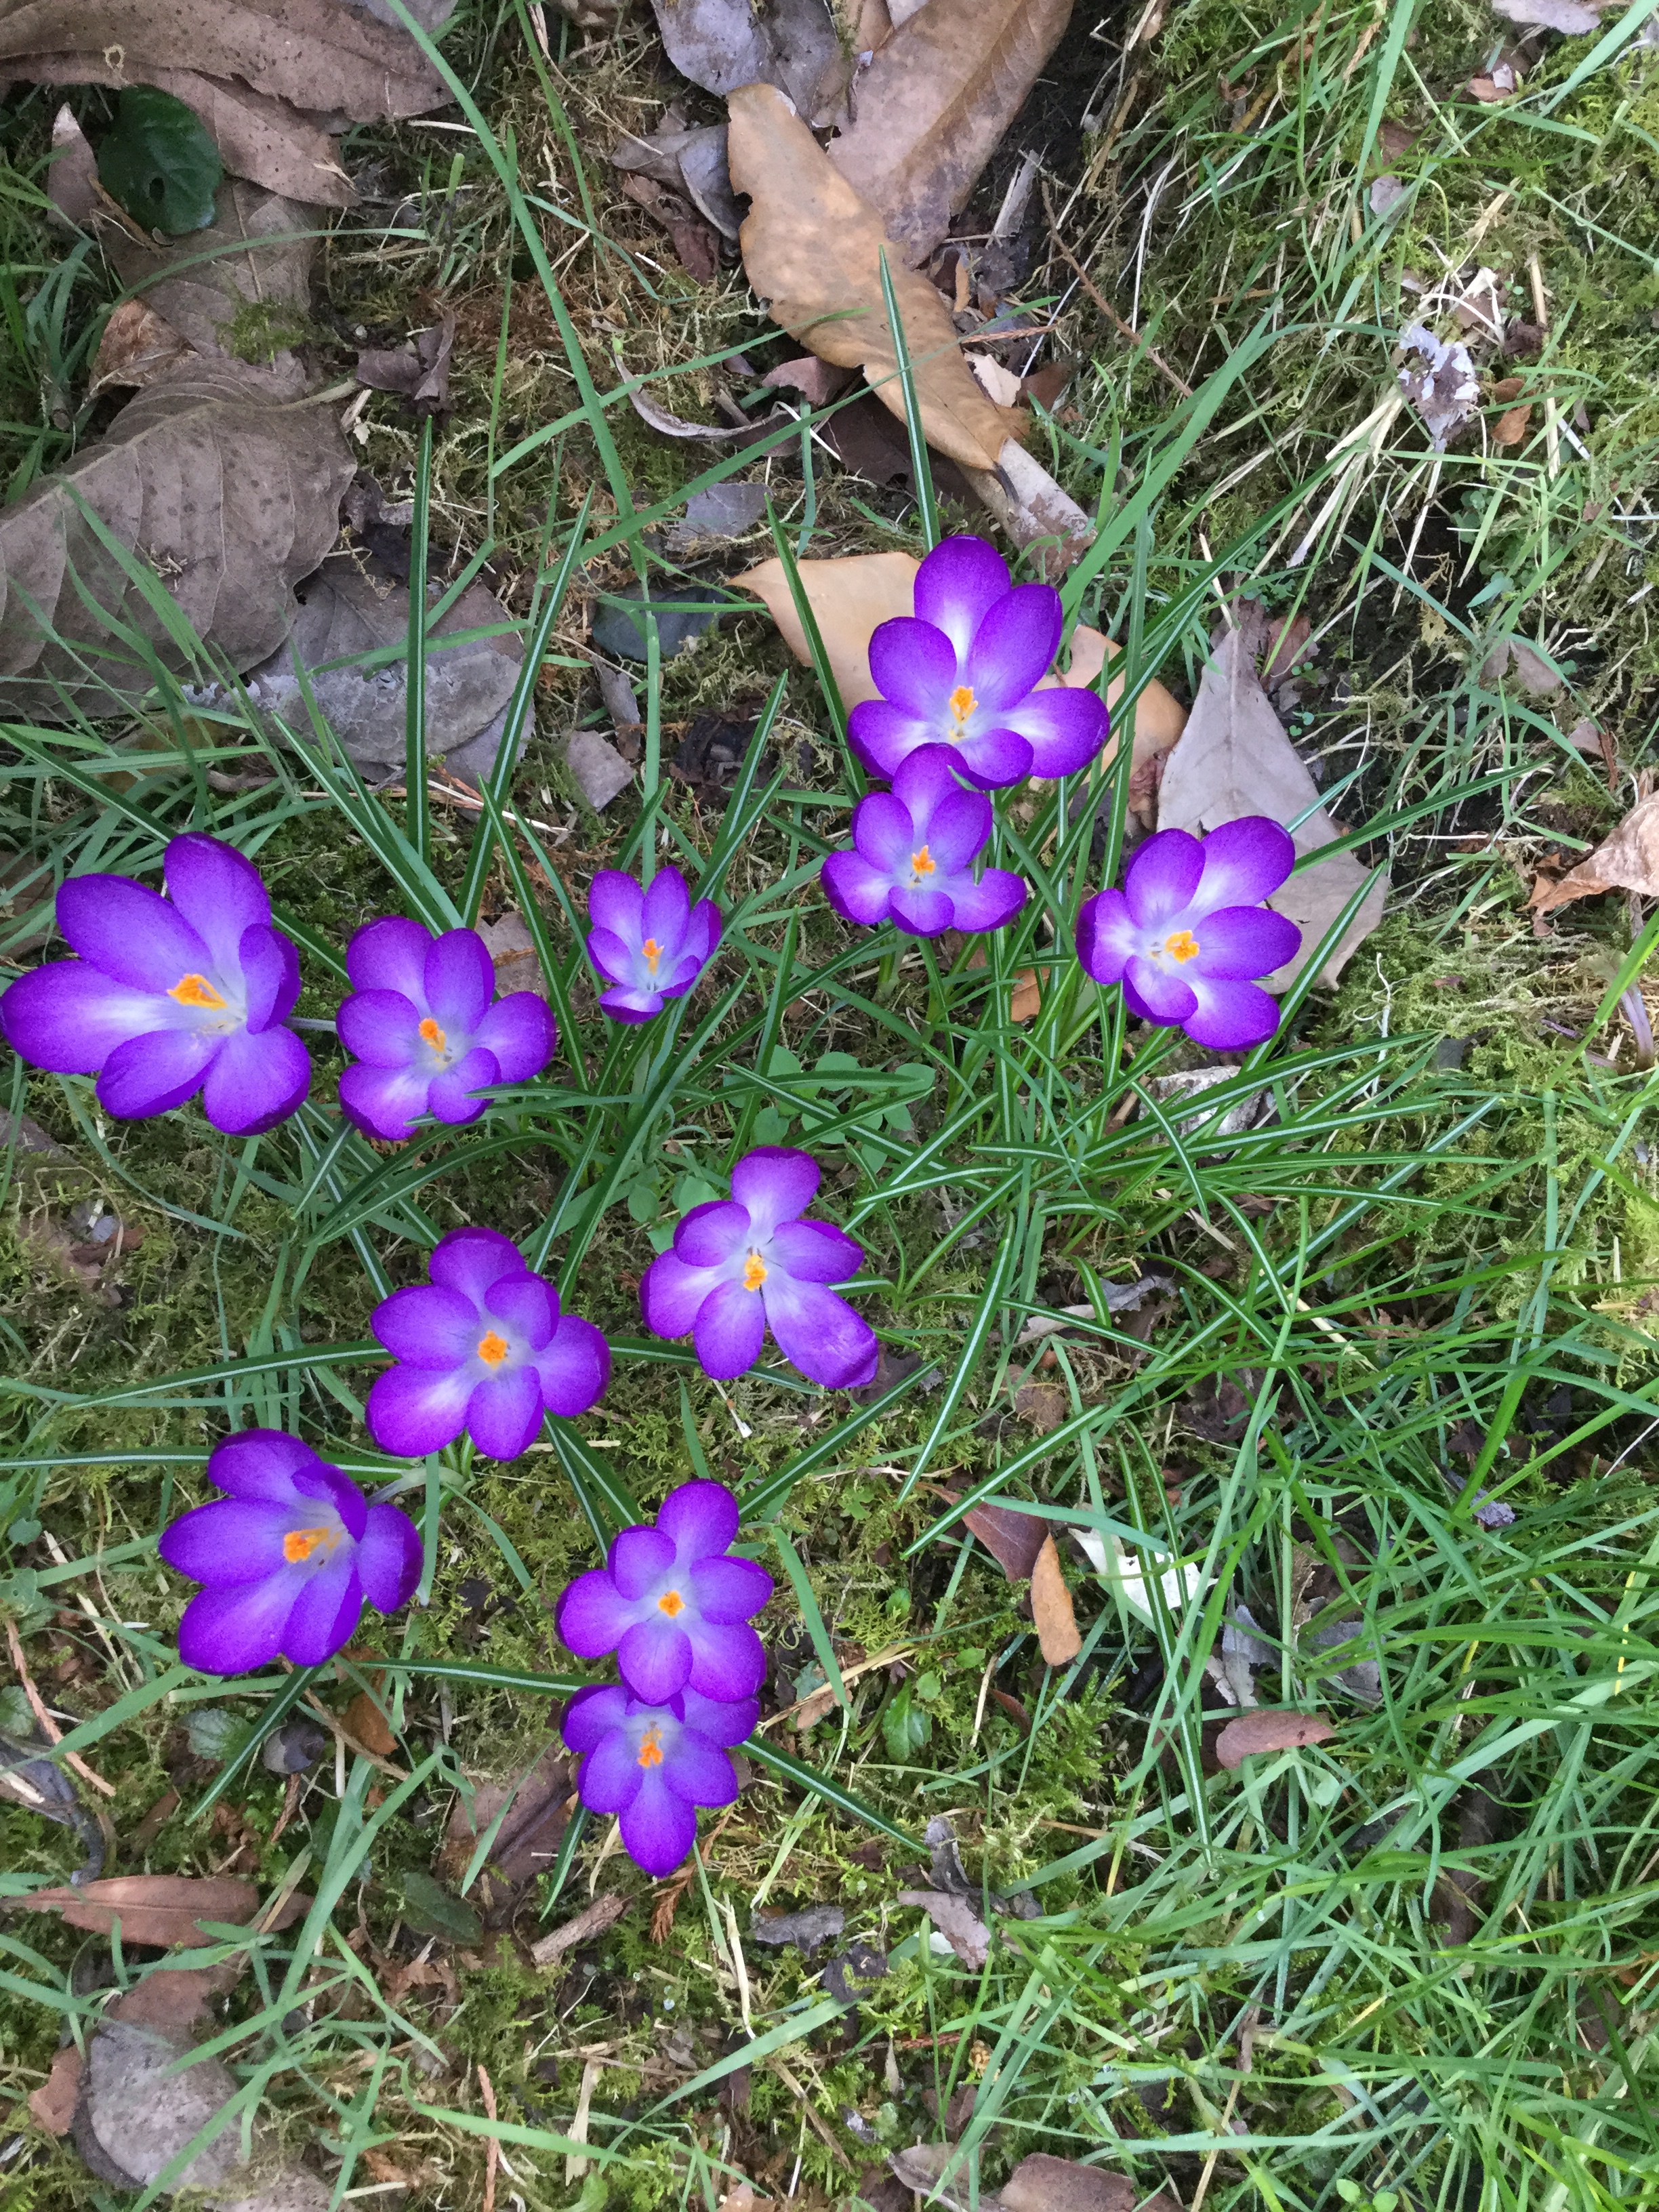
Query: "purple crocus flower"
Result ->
[[640, 1146, 878, 1389], [0, 833, 308, 1136], [556, 1479, 772, 1703], [586, 865, 721, 1023], [848, 535, 1108, 790], [337, 917, 555, 1143], [562, 1681, 756, 1877], [159, 1429, 420, 1675], [366, 1226, 609, 1460], [1076, 818, 1303, 1050], [822, 748, 1027, 938]]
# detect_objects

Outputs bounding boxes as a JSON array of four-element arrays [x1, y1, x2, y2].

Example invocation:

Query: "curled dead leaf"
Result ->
[[89, 300, 194, 393], [1530, 791, 1659, 913], [11, 1874, 306, 1949], [1030, 1535, 1083, 1666], [29, 2043, 83, 2135], [1492, 402, 1534, 449], [1214, 1708, 1336, 1769]]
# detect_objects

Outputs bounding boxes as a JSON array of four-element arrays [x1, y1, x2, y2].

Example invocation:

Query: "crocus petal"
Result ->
[[656, 1479, 740, 1561], [586, 926, 635, 988], [588, 871, 644, 945], [98, 1028, 217, 1119], [681, 1618, 769, 1701], [617, 1614, 693, 1702], [558, 1568, 638, 1657], [846, 699, 934, 779], [731, 1145, 819, 1235], [964, 584, 1061, 713], [466, 1366, 545, 1460], [851, 790, 918, 876], [674, 1200, 751, 1270], [620, 1776, 697, 1876], [207, 1430, 315, 1502], [692, 1279, 767, 1380], [429, 1226, 523, 1303], [658, 1723, 742, 1805], [687, 1552, 772, 1625], [1187, 905, 1302, 981], [1075, 889, 1137, 983], [1183, 976, 1284, 1052], [641, 865, 691, 952], [373, 1284, 480, 1368], [0, 962, 169, 1073], [868, 616, 958, 718], [357, 1502, 422, 1613], [1193, 815, 1296, 910], [424, 930, 494, 1033], [888, 884, 954, 936], [200, 1025, 310, 1136], [1122, 954, 1198, 1026], [299, 1461, 366, 1542], [953, 726, 1033, 789], [178, 1576, 300, 1675], [769, 1218, 861, 1284], [598, 986, 663, 1023], [686, 901, 722, 960], [997, 686, 1109, 777], [58, 874, 210, 994], [944, 868, 1027, 933], [338, 988, 424, 1065], [914, 535, 1010, 661], [920, 786, 994, 876], [561, 1683, 628, 1755], [365, 1363, 476, 1457], [641, 1249, 727, 1339], [579, 1727, 648, 1816], [823, 852, 895, 930], [484, 1271, 556, 1349], [760, 1274, 878, 1389], [536, 1313, 610, 1416], [428, 1044, 499, 1124], [237, 924, 300, 1035], [679, 1688, 759, 1746], [347, 916, 432, 1000], [159, 1498, 300, 1586], [339, 1060, 432, 1143], [473, 993, 555, 1083], [609, 1523, 677, 1598], [1124, 830, 1205, 929], [163, 836, 271, 977], [281, 1556, 362, 1665]]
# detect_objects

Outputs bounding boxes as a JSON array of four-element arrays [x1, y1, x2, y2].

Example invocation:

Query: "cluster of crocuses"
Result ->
[[554, 1478, 770, 1875]]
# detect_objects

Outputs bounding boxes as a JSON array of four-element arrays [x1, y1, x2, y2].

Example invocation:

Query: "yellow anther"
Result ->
[[283, 1525, 333, 1563], [947, 684, 977, 724], [658, 1589, 685, 1617], [642, 937, 662, 975], [168, 972, 227, 1010], [742, 1252, 768, 1292], [910, 845, 936, 879], [476, 1330, 510, 1366], [636, 1725, 665, 1768], [1164, 929, 1200, 963], [419, 1016, 447, 1052]]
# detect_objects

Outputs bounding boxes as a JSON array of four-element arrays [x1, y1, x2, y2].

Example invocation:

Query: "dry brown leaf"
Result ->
[[1014, 1379, 1067, 1434], [1261, 609, 1312, 691], [0, 1, 448, 123], [1480, 635, 1563, 694], [1031, 1535, 1082, 1664], [29, 2043, 83, 2134], [107, 180, 315, 393], [1155, 622, 1387, 989], [343, 1689, 396, 1759], [0, 364, 351, 718], [105, 1958, 239, 2029], [726, 81, 1023, 474], [734, 551, 1186, 757], [760, 354, 855, 404], [1009, 967, 1044, 1022], [825, 0, 1073, 264], [999, 2154, 1136, 2212], [1214, 1708, 1336, 1769], [897, 1888, 991, 1969], [649, 0, 844, 113], [1493, 402, 1533, 448], [529, 1890, 631, 1969], [958, 1496, 1050, 1581], [89, 300, 193, 393], [13, 1874, 306, 1948], [45, 101, 97, 226], [129, 68, 354, 205], [1531, 791, 1659, 912]]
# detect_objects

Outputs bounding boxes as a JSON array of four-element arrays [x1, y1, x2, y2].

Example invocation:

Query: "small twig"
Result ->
[[1042, 186, 1194, 398], [5, 1617, 116, 1799], [478, 2064, 499, 2212]]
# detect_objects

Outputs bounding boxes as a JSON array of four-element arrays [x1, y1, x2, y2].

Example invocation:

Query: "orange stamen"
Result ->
[[636, 1725, 665, 1768], [476, 1330, 510, 1366], [947, 684, 977, 724], [642, 937, 661, 975], [168, 972, 227, 1010], [742, 1252, 767, 1292], [658, 1589, 685, 1617], [910, 845, 936, 878], [419, 1016, 447, 1052], [283, 1525, 333, 1563], [1164, 929, 1200, 963]]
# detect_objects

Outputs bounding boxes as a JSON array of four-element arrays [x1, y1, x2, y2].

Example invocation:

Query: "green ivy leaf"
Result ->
[[97, 85, 222, 234], [880, 1678, 930, 1763]]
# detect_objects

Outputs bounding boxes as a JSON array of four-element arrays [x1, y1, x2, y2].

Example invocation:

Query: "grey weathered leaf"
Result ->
[[648, 0, 842, 112], [748, 1902, 845, 1955], [1479, 635, 1563, 694], [1000, 2154, 1136, 2212], [565, 728, 634, 811], [897, 1887, 990, 1969], [0, 365, 352, 719], [1306, 1616, 1383, 1706], [1155, 623, 1387, 988], [1397, 322, 1479, 451], [45, 100, 97, 226], [1490, 0, 1603, 30], [666, 483, 769, 556]]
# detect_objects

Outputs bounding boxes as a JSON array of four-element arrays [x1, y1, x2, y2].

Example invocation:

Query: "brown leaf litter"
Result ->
[[1030, 1534, 1084, 1666], [1214, 1708, 1337, 1769], [1530, 790, 1659, 913], [12, 1873, 308, 1949]]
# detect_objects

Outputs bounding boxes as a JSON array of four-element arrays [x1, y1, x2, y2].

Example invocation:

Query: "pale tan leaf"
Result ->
[[827, 0, 1074, 263], [1031, 1535, 1082, 1665], [0, 366, 352, 718], [89, 300, 193, 393], [1008, 967, 1044, 1023], [477, 912, 550, 999], [733, 550, 1187, 757], [726, 81, 1022, 474], [0, 0, 447, 121], [107, 180, 314, 390], [343, 1689, 396, 1758], [14, 1874, 306, 1948], [28, 2043, 82, 2134], [45, 101, 97, 228], [1492, 402, 1533, 448], [1214, 1708, 1336, 1769], [1155, 624, 1387, 988], [1491, 0, 1603, 30], [1530, 791, 1659, 912], [1480, 635, 1563, 693], [1000, 2154, 1136, 2212]]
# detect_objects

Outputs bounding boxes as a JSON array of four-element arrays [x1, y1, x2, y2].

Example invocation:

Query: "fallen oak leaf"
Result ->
[[726, 81, 1023, 474], [1030, 1535, 1083, 1666], [1530, 791, 1659, 913], [1214, 1708, 1336, 1769]]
